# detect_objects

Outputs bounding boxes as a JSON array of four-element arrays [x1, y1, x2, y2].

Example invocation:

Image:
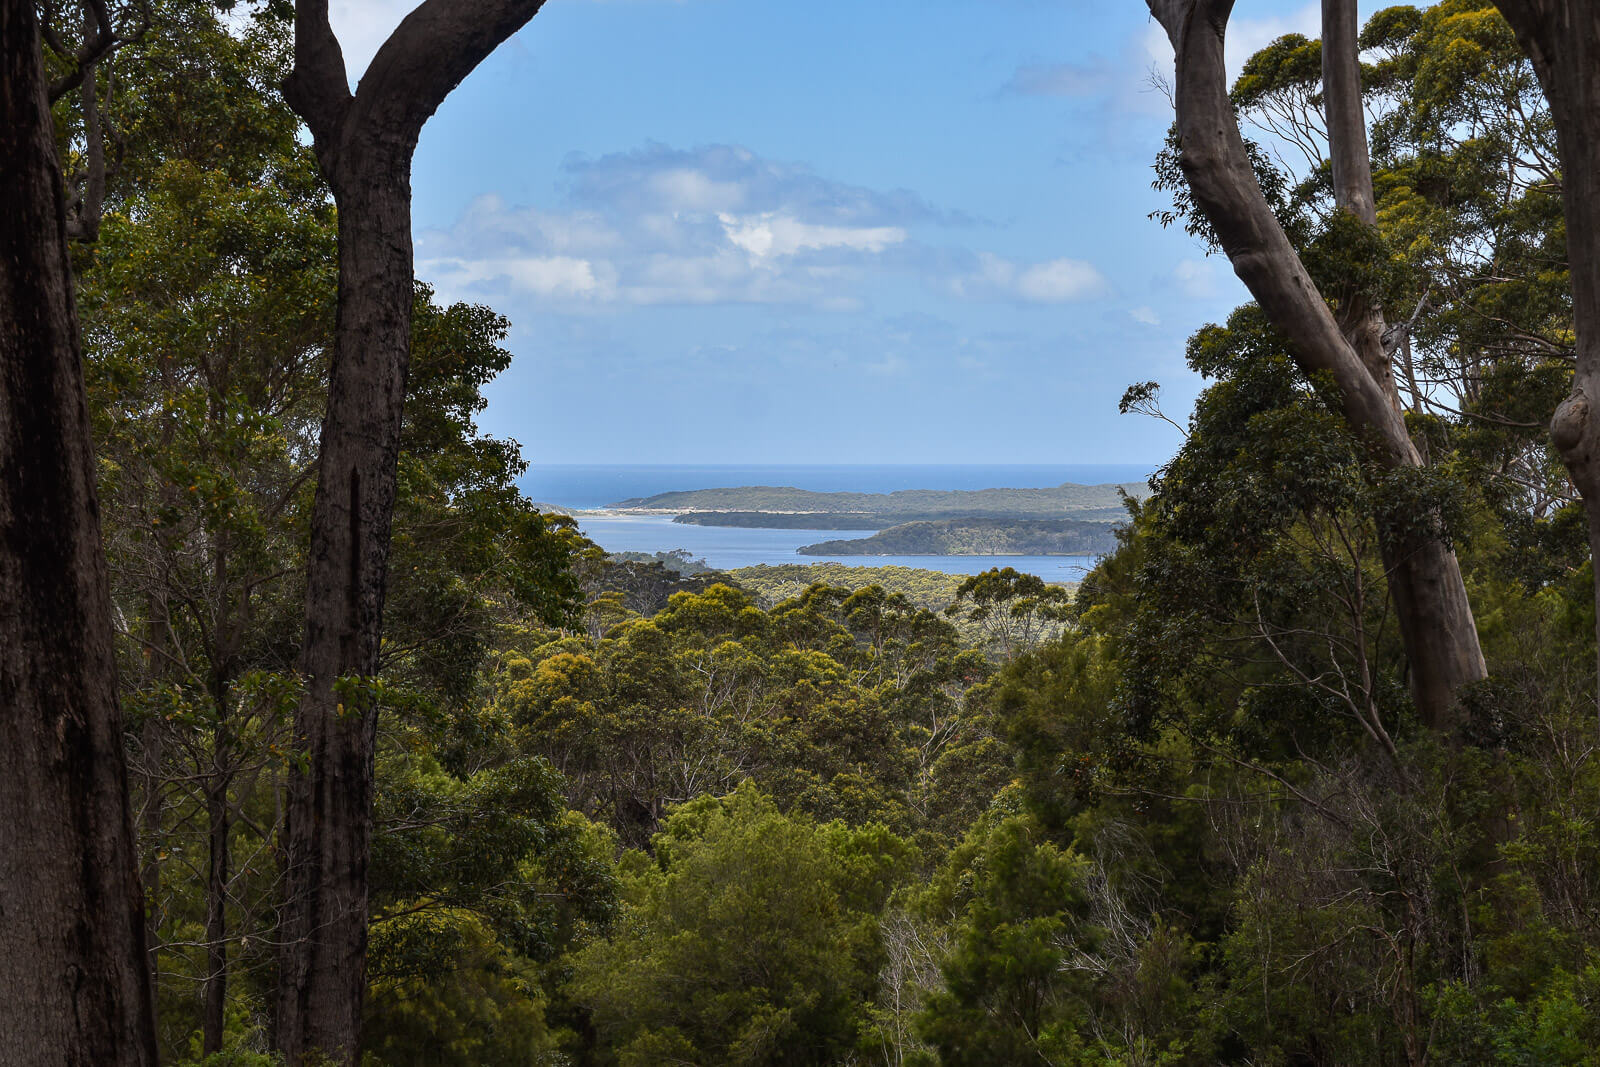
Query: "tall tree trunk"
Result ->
[[273, 1, 550, 1060], [1490, 2, 1600, 719], [0, 3, 159, 1064], [1145, 0, 1487, 727], [1322, 0, 1487, 729], [276, 158, 414, 1065]]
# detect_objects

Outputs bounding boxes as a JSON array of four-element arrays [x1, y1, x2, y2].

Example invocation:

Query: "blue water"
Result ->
[[575, 514, 1100, 585], [521, 463, 1154, 510]]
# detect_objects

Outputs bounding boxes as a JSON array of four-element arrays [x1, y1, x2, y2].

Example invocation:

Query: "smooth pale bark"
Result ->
[[1321, 0, 1487, 724], [1145, 0, 1486, 728], [274, 0, 548, 1061], [0, 2, 159, 1064], [1490, 1, 1600, 718]]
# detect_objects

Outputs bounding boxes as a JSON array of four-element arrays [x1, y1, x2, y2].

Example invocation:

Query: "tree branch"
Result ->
[[348, 0, 550, 150]]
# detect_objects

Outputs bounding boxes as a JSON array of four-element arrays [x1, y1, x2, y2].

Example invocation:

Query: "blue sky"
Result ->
[[330, 0, 1353, 465]]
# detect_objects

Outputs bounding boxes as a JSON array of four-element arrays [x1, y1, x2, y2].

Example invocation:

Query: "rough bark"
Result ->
[[1145, 0, 1487, 728], [273, 0, 549, 1061], [0, 2, 159, 1064], [1490, 1, 1600, 718]]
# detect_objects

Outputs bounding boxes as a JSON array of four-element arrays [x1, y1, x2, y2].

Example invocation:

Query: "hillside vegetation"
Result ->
[[729, 563, 969, 611], [798, 517, 1119, 556]]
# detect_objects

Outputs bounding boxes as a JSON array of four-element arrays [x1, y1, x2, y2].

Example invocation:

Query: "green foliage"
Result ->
[[66, 0, 1600, 1063], [946, 566, 1074, 661], [364, 916, 559, 1067], [731, 562, 967, 613], [498, 578, 1002, 850], [570, 785, 916, 1065], [914, 798, 1094, 1064]]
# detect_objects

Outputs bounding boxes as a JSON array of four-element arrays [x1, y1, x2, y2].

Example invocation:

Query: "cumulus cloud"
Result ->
[[944, 252, 1109, 305], [418, 143, 1106, 311], [1016, 258, 1109, 302], [719, 213, 907, 261], [562, 143, 967, 227]]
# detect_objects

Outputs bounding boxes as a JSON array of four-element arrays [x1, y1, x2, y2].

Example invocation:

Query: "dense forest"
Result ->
[[8, 1, 1600, 1066]]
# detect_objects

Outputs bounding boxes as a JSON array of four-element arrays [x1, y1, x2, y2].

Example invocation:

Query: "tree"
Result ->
[[914, 801, 1096, 1065], [1487, 2, 1600, 714], [0, 0, 157, 1061], [944, 567, 1071, 662], [569, 784, 914, 1065], [274, 1, 554, 1061], [1145, 0, 1487, 727]]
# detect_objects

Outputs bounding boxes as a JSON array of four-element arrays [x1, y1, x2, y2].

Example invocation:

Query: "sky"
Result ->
[[327, 0, 1357, 466]]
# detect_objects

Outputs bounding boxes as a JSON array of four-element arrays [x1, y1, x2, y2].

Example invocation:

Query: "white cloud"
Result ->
[[1130, 305, 1161, 326], [417, 144, 1097, 311], [563, 143, 964, 227], [421, 254, 612, 301], [1016, 258, 1108, 302], [946, 252, 1108, 304], [650, 169, 748, 214], [719, 213, 906, 261]]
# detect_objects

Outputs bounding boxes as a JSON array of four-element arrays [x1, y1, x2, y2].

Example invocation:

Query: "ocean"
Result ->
[[522, 464, 1152, 583]]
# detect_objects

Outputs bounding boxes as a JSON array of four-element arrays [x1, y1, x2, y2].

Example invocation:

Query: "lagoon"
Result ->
[[574, 513, 1100, 585]]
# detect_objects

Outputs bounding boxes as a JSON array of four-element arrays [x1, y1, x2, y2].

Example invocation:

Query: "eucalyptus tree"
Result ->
[[0, 1, 157, 1062], [1488, 1, 1600, 712], [1144, 0, 1486, 726], [274, 2, 556, 1061]]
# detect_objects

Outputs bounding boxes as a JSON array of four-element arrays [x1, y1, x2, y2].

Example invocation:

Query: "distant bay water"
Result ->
[[521, 464, 1155, 584], [574, 514, 1100, 584]]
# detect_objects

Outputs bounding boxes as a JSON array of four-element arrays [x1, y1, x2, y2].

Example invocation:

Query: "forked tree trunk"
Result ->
[[274, 0, 550, 1061], [0, 3, 159, 1064], [1490, 1, 1600, 719], [1145, 0, 1487, 727], [275, 155, 415, 1064]]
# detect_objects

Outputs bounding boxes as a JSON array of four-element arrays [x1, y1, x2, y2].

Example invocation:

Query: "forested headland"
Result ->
[[11, 2, 1600, 1066], [798, 517, 1119, 556], [619, 482, 1143, 527]]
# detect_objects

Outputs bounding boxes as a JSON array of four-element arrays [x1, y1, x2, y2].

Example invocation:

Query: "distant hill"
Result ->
[[798, 517, 1120, 557], [611, 482, 1144, 527]]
